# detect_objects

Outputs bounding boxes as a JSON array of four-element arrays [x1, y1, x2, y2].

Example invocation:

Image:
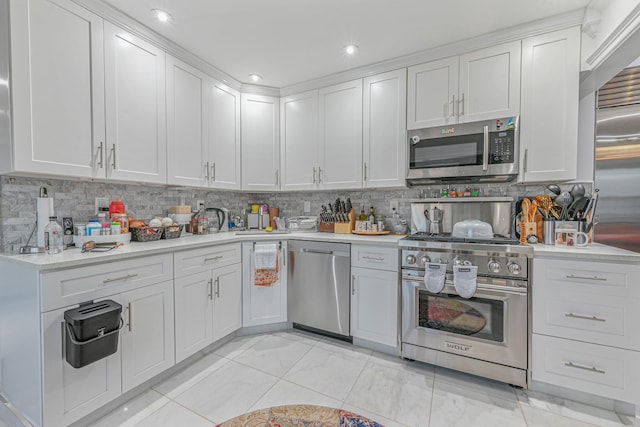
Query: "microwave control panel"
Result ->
[[488, 129, 515, 164]]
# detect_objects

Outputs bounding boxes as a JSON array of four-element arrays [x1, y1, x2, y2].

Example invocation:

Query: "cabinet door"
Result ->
[[166, 56, 208, 187], [9, 0, 104, 178], [209, 80, 241, 189], [241, 94, 280, 191], [458, 41, 521, 123], [42, 301, 122, 427], [318, 79, 363, 189], [407, 57, 458, 129], [363, 69, 407, 188], [519, 27, 580, 183], [280, 90, 319, 191], [351, 267, 398, 347], [121, 281, 175, 392], [174, 271, 213, 363], [242, 242, 288, 326], [104, 22, 167, 184], [212, 263, 243, 341]]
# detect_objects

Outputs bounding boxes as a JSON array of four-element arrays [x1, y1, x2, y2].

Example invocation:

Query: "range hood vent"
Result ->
[[597, 66, 640, 109]]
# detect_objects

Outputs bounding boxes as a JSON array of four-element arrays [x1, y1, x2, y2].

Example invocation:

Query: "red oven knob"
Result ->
[[507, 262, 522, 275], [405, 255, 417, 265]]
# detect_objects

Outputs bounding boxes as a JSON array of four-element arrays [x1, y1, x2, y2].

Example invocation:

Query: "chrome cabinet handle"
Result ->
[[205, 161, 210, 181], [207, 278, 213, 300], [363, 163, 367, 182], [450, 95, 455, 117], [215, 277, 220, 298], [126, 302, 132, 332], [313, 167, 317, 184], [523, 148, 528, 173], [281, 246, 286, 267], [110, 144, 116, 169], [482, 125, 489, 171], [363, 255, 384, 261], [459, 93, 464, 116], [205, 255, 224, 262], [275, 169, 279, 186], [564, 361, 605, 375], [565, 313, 606, 322], [352, 275, 356, 295], [566, 274, 607, 281], [211, 163, 216, 182], [103, 273, 138, 284], [97, 142, 104, 169], [318, 166, 323, 183]]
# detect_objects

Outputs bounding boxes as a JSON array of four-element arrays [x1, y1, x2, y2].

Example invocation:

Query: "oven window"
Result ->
[[410, 134, 482, 169], [418, 291, 504, 342]]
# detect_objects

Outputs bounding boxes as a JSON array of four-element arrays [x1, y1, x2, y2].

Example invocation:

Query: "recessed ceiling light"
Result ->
[[151, 9, 172, 23], [344, 44, 358, 55], [249, 74, 263, 82]]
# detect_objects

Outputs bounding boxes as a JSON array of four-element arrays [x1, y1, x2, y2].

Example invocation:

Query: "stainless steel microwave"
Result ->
[[407, 116, 519, 184]]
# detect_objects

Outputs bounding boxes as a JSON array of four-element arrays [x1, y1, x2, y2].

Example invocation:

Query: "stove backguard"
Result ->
[[410, 197, 514, 237]]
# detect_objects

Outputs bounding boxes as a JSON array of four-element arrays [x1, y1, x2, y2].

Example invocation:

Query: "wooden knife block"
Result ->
[[334, 209, 356, 234]]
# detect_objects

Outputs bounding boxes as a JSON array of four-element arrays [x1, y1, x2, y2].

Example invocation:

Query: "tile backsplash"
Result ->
[[0, 175, 591, 254]]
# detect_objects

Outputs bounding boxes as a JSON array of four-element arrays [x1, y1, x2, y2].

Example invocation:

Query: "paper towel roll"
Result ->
[[37, 197, 54, 247]]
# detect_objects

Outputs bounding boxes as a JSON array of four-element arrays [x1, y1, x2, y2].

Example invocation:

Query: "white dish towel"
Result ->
[[254, 243, 278, 270], [424, 262, 447, 293], [453, 265, 478, 299]]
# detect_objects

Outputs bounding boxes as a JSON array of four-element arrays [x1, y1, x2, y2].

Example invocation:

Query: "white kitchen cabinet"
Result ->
[[166, 56, 208, 187], [407, 57, 458, 129], [174, 271, 213, 363], [6, 0, 104, 178], [208, 80, 241, 189], [104, 22, 167, 184], [363, 69, 407, 188], [42, 300, 122, 427], [242, 241, 288, 326], [350, 245, 399, 348], [241, 94, 281, 191], [318, 79, 363, 189], [212, 263, 243, 341], [407, 41, 520, 129], [519, 27, 580, 183], [280, 90, 319, 191], [120, 281, 175, 392]]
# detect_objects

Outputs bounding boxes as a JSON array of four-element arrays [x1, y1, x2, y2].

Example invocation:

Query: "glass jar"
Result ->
[[198, 218, 209, 235], [111, 213, 129, 234]]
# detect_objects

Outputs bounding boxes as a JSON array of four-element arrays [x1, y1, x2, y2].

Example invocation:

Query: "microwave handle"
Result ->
[[482, 125, 489, 171]]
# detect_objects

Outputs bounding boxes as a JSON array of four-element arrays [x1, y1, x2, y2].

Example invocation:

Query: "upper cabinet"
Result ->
[[363, 69, 407, 188], [519, 27, 580, 183], [6, 0, 104, 178], [166, 56, 241, 189], [407, 41, 521, 129], [104, 22, 167, 184], [241, 94, 281, 192]]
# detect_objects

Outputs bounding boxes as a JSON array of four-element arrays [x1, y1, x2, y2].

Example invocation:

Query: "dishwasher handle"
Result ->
[[300, 248, 350, 257]]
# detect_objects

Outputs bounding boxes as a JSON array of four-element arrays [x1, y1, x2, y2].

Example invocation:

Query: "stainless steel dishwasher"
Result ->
[[288, 240, 351, 339]]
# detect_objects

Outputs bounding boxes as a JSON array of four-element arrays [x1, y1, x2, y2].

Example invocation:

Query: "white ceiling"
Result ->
[[102, 0, 590, 88]]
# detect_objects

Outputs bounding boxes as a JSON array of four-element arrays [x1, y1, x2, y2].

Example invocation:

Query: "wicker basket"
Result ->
[[130, 226, 163, 242], [162, 224, 183, 239]]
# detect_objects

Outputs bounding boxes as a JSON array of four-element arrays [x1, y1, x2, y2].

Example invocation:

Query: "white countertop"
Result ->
[[0, 231, 405, 271], [3, 231, 639, 271]]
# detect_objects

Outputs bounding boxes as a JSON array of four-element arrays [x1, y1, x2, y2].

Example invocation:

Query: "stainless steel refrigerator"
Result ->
[[594, 66, 640, 253]]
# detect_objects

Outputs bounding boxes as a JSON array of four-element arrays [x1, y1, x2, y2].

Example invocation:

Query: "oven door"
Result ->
[[401, 274, 527, 369]]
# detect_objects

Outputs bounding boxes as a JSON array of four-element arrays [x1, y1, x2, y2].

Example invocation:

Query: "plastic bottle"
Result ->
[[44, 216, 64, 254], [110, 222, 121, 235], [109, 198, 126, 219], [86, 220, 101, 236]]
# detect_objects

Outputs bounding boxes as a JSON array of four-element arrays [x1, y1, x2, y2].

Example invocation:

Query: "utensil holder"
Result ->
[[334, 209, 355, 234], [520, 221, 537, 244], [542, 221, 555, 245]]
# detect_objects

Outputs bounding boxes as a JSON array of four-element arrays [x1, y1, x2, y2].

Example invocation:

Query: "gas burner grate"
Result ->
[[406, 232, 519, 245]]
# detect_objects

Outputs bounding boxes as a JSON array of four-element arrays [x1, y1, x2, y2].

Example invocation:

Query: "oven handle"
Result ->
[[482, 125, 489, 171], [402, 275, 527, 295]]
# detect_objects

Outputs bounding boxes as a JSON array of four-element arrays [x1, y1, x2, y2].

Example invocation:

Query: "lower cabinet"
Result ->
[[174, 263, 242, 363]]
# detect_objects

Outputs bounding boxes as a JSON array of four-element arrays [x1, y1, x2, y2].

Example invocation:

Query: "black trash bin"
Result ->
[[64, 300, 123, 368]]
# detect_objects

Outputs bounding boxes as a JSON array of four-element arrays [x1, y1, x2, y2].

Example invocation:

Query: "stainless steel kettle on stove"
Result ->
[[424, 206, 444, 235]]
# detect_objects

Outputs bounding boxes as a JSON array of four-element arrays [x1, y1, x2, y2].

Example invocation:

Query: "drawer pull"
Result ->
[[565, 313, 606, 322], [215, 277, 220, 298], [126, 302, 132, 332], [564, 361, 605, 375], [207, 278, 213, 300], [103, 273, 138, 284], [205, 255, 224, 262], [362, 256, 385, 262], [566, 274, 607, 281]]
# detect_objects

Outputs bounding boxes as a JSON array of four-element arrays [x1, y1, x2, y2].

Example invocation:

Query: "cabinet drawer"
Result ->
[[533, 287, 640, 351], [532, 334, 639, 403], [351, 245, 398, 271], [42, 254, 173, 312], [534, 258, 640, 298], [174, 243, 241, 278]]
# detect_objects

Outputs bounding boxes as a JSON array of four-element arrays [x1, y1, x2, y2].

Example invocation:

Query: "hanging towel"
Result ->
[[254, 243, 279, 287], [424, 262, 447, 293], [453, 265, 478, 299]]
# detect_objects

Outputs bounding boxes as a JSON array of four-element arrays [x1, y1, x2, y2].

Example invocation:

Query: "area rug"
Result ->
[[216, 404, 384, 427]]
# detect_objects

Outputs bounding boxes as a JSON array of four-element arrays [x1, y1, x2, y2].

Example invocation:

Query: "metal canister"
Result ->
[[543, 221, 556, 245]]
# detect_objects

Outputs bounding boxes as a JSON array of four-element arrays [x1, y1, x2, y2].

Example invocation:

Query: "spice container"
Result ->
[[110, 222, 121, 235], [198, 218, 209, 235], [111, 214, 129, 234]]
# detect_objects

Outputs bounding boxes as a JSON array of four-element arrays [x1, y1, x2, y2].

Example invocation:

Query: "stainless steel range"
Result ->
[[400, 198, 533, 387]]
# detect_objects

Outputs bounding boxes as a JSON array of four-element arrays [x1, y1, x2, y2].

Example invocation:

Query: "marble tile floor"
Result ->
[[82, 330, 635, 427]]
